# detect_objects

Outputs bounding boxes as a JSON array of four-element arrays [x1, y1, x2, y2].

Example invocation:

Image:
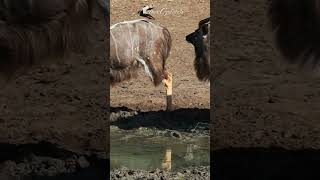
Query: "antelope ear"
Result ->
[[201, 24, 209, 36]]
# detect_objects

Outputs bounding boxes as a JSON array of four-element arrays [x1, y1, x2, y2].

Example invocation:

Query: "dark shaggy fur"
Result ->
[[268, 0, 320, 66], [198, 17, 210, 27], [186, 18, 210, 81], [0, 0, 107, 77]]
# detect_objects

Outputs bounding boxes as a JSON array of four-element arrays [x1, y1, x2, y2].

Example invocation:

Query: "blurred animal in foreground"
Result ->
[[268, 0, 320, 66], [0, 0, 108, 77]]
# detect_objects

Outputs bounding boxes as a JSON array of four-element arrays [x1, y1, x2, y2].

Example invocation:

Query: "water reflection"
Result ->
[[161, 148, 172, 171], [184, 144, 195, 161], [110, 128, 209, 171]]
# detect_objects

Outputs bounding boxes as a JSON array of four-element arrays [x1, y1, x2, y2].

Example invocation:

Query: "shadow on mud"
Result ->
[[212, 148, 320, 179], [110, 107, 210, 131], [0, 141, 107, 180]]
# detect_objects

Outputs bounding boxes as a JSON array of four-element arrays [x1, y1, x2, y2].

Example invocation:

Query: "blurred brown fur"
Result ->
[[268, 0, 320, 66], [0, 0, 107, 78]]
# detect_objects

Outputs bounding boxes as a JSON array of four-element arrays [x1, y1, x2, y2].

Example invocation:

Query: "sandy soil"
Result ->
[[0, 7, 107, 178], [212, 0, 320, 150]]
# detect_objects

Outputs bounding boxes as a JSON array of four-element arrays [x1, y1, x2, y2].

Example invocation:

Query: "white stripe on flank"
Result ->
[[127, 23, 134, 60], [136, 23, 140, 54], [110, 31, 120, 63], [136, 56, 154, 81], [144, 23, 148, 51], [148, 22, 153, 53]]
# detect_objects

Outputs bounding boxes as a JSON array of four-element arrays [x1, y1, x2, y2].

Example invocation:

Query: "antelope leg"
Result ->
[[162, 72, 173, 111]]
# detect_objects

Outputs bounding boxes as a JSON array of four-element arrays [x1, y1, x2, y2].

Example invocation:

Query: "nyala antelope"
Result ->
[[186, 17, 210, 81], [110, 19, 173, 111]]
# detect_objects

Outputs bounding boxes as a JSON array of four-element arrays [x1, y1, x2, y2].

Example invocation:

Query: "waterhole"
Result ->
[[110, 126, 210, 171]]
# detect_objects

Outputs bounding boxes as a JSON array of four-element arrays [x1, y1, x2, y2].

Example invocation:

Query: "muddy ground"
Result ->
[[0, 7, 107, 179], [212, 0, 320, 178], [110, 0, 210, 179], [111, 166, 209, 179]]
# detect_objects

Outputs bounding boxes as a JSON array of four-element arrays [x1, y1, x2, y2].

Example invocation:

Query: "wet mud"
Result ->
[[110, 166, 209, 180]]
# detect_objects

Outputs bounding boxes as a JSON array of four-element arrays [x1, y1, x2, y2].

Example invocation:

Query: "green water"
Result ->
[[110, 127, 210, 171]]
